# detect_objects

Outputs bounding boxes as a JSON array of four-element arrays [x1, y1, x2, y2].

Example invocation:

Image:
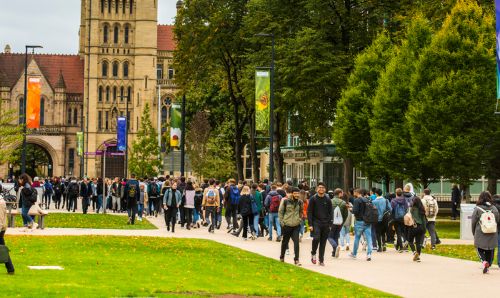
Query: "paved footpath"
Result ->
[[6, 212, 496, 298]]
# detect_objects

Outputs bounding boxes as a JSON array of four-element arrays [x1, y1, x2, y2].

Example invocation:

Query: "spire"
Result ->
[[55, 70, 66, 89], [176, 0, 184, 11]]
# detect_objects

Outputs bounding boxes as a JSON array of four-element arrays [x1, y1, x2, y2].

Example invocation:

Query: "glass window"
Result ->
[[113, 26, 119, 44], [108, 0, 111, 13], [113, 86, 117, 102], [67, 108, 72, 125], [120, 86, 124, 102], [127, 86, 132, 103], [106, 86, 110, 102], [98, 111, 102, 130], [168, 67, 174, 79], [102, 61, 108, 77], [115, 0, 119, 13], [122, 0, 127, 13], [105, 111, 109, 130], [124, 26, 129, 44], [123, 62, 129, 77], [130, 0, 133, 14], [98, 86, 103, 102], [73, 108, 78, 126], [144, 76, 148, 89], [103, 25, 108, 43], [157, 64, 163, 79], [112, 62, 118, 77], [101, 0, 105, 13]]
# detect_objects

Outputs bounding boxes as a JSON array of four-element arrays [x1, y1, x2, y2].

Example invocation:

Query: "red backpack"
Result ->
[[269, 194, 281, 213]]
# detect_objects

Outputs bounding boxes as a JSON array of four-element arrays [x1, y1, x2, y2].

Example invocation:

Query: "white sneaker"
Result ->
[[335, 246, 341, 258], [286, 249, 290, 255], [32, 222, 39, 230]]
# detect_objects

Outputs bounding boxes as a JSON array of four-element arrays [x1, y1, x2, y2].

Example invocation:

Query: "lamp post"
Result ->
[[180, 94, 186, 177], [21, 45, 43, 174], [255, 33, 275, 182]]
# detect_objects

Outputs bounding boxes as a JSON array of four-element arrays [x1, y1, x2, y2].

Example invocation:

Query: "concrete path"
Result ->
[[5, 211, 494, 298]]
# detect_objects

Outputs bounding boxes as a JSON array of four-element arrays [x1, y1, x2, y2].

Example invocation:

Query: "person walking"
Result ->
[[80, 178, 92, 214], [194, 185, 203, 228], [202, 179, 220, 233], [373, 188, 391, 252], [42, 179, 53, 210], [111, 177, 121, 213], [183, 181, 195, 230], [328, 188, 348, 258], [265, 184, 283, 242], [138, 183, 146, 221], [391, 188, 409, 252], [18, 174, 37, 229], [235, 186, 255, 240], [407, 197, 427, 262], [451, 184, 461, 220], [163, 182, 181, 233], [279, 187, 303, 266], [251, 183, 263, 237], [308, 182, 333, 266], [421, 189, 439, 249], [124, 174, 140, 225], [53, 177, 62, 210], [224, 179, 239, 231], [349, 189, 374, 261], [0, 194, 15, 275], [472, 191, 499, 274], [67, 177, 80, 212]]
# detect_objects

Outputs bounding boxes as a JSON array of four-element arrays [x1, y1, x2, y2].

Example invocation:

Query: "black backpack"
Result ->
[[363, 198, 379, 224], [150, 183, 159, 197], [29, 188, 38, 204], [69, 182, 79, 196]]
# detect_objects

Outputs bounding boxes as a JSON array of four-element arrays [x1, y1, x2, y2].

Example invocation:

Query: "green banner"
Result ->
[[76, 132, 84, 156], [255, 70, 270, 132], [170, 104, 181, 148]]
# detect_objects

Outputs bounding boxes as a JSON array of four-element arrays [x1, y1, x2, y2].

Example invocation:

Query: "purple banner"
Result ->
[[117, 117, 127, 152]]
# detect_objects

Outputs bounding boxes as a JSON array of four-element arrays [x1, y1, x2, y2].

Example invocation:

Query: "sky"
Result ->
[[0, 0, 178, 54]]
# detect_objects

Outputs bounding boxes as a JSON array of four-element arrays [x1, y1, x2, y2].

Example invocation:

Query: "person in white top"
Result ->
[[421, 188, 439, 249]]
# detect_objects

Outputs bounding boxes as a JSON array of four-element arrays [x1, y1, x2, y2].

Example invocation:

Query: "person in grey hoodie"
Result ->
[[391, 188, 409, 252], [472, 191, 499, 274]]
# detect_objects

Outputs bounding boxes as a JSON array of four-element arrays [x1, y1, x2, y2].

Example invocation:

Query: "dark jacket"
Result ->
[[124, 179, 140, 207], [194, 189, 203, 212], [20, 183, 34, 208], [403, 192, 415, 207], [352, 197, 367, 221], [79, 182, 92, 198], [451, 187, 461, 203], [307, 194, 333, 226], [391, 196, 409, 221], [238, 194, 253, 216]]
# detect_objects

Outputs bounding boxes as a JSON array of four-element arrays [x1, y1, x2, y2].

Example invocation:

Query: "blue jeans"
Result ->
[[148, 199, 155, 216], [253, 213, 260, 235], [352, 220, 373, 257], [300, 219, 305, 236], [138, 203, 144, 218], [21, 206, 34, 226], [97, 195, 103, 213], [194, 209, 200, 223], [268, 213, 281, 239], [340, 226, 350, 246]]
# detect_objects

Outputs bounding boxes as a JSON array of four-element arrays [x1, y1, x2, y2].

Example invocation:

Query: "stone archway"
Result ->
[[10, 136, 62, 178]]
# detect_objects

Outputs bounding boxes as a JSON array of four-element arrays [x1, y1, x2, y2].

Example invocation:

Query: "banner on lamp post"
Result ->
[[255, 70, 270, 132], [170, 104, 181, 148], [27, 77, 42, 129], [76, 132, 84, 156], [117, 117, 127, 151], [496, 0, 500, 99]]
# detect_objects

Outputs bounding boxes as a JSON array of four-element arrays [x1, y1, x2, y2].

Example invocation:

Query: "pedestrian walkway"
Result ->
[[5, 213, 495, 298]]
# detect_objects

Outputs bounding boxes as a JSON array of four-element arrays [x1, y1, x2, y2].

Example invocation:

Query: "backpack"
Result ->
[[394, 201, 406, 221], [69, 182, 79, 196], [150, 184, 159, 197], [29, 188, 38, 204], [128, 183, 137, 198], [229, 186, 240, 205], [54, 183, 61, 194], [382, 199, 391, 224], [269, 194, 281, 213], [476, 207, 497, 234], [333, 206, 343, 225], [362, 199, 378, 224], [425, 197, 438, 218], [44, 183, 53, 194], [404, 211, 416, 227], [206, 188, 217, 205], [250, 195, 258, 215]]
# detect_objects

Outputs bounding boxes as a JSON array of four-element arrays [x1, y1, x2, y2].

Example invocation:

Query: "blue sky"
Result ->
[[0, 0, 178, 54]]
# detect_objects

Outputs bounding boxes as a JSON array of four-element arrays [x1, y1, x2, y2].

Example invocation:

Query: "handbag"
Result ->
[[0, 245, 10, 263]]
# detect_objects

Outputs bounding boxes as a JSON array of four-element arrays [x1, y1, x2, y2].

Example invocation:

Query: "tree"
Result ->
[[0, 104, 23, 165], [185, 111, 211, 179], [407, 0, 495, 194], [128, 103, 162, 178], [369, 16, 435, 187], [333, 32, 393, 189]]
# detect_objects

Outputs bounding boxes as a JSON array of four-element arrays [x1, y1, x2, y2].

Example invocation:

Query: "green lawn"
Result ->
[[2, 236, 395, 297], [424, 245, 498, 265], [15, 213, 157, 230], [434, 220, 460, 239]]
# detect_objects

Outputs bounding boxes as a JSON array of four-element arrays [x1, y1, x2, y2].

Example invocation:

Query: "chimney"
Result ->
[[4, 44, 11, 54]]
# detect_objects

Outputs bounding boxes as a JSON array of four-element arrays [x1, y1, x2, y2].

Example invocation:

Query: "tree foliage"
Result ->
[[0, 104, 23, 164], [186, 111, 211, 179], [129, 103, 162, 178]]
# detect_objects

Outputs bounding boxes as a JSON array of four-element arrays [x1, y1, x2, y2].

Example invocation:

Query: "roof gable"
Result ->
[[158, 25, 176, 51]]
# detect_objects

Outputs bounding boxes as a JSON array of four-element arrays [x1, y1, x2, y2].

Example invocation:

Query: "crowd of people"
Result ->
[[2, 173, 500, 275]]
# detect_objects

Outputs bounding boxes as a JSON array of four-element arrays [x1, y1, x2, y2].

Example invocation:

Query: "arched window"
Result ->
[[98, 86, 103, 102], [123, 0, 127, 14], [67, 108, 72, 125], [112, 61, 119, 77], [40, 98, 45, 126], [127, 86, 132, 103], [124, 25, 129, 44], [106, 86, 110, 102], [73, 108, 78, 126], [102, 61, 108, 77], [108, 0, 111, 13], [168, 66, 174, 79], [103, 25, 109, 43], [18, 97, 24, 125], [130, 0, 133, 14], [123, 61, 129, 78], [115, 0, 119, 13], [113, 25, 119, 44], [120, 86, 124, 102], [101, 0, 105, 13], [113, 86, 117, 102]]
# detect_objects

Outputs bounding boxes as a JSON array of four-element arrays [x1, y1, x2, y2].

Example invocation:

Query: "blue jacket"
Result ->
[[373, 197, 391, 222], [163, 188, 182, 208]]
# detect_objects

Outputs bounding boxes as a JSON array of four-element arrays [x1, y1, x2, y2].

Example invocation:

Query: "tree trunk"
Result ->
[[343, 157, 353, 191], [395, 179, 404, 189], [384, 174, 390, 194], [249, 112, 259, 182], [233, 101, 244, 181], [487, 177, 497, 195]]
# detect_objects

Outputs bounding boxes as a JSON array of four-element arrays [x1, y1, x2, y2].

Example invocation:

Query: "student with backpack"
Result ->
[[124, 174, 140, 225], [391, 188, 409, 252], [406, 197, 427, 262], [349, 189, 377, 261], [265, 184, 283, 242], [279, 187, 303, 266], [328, 188, 348, 258], [42, 179, 53, 209], [53, 178, 62, 210], [67, 178, 80, 212], [147, 178, 160, 217], [373, 188, 392, 252], [250, 183, 263, 236], [224, 179, 239, 230], [308, 182, 333, 266], [421, 189, 439, 249], [18, 174, 37, 229], [235, 186, 255, 240], [472, 191, 500, 274], [202, 179, 220, 233]]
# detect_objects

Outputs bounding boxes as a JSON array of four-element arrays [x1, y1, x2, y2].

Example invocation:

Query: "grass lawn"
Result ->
[[433, 220, 460, 239], [14, 213, 157, 230], [424, 245, 498, 265], [2, 236, 395, 297]]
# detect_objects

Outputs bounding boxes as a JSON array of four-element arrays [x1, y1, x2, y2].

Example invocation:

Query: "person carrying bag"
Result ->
[[0, 194, 15, 274]]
